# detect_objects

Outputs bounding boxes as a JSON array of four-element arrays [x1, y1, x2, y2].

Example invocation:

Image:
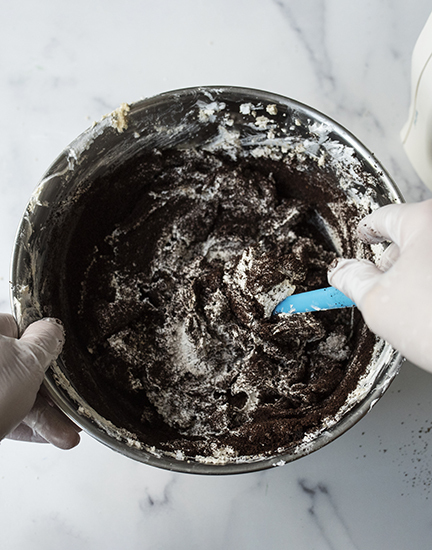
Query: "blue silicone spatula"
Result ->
[[273, 287, 355, 315]]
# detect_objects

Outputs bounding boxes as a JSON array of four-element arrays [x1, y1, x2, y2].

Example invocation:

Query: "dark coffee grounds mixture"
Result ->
[[43, 148, 375, 461]]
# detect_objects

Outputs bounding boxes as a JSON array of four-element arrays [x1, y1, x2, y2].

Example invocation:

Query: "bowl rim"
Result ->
[[11, 85, 405, 474]]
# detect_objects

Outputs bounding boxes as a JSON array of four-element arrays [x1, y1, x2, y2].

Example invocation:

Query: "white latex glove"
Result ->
[[0, 314, 80, 449], [328, 199, 432, 372]]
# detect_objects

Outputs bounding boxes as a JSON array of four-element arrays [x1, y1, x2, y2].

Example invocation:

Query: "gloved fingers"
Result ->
[[357, 200, 432, 247], [377, 242, 400, 272], [21, 394, 81, 450], [0, 317, 65, 396], [0, 314, 19, 338], [328, 257, 383, 309], [0, 318, 66, 441], [18, 318, 65, 373], [357, 203, 408, 245], [6, 423, 48, 443]]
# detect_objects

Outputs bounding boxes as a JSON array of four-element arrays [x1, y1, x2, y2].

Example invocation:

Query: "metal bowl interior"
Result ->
[[11, 86, 404, 474]]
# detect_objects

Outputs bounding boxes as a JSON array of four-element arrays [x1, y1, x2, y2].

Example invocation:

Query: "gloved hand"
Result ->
[[0, 314, 80, 449], [328, 199, 432, 372]]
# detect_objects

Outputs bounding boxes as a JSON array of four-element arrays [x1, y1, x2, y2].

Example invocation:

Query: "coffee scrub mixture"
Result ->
[[42, 145, 376, 463]]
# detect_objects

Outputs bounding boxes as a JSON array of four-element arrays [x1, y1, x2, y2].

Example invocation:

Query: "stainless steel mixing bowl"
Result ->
[[11, 86, 404, 474]]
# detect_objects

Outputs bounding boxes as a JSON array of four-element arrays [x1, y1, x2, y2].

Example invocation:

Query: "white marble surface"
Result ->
[[1, 1, 432, 548]]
